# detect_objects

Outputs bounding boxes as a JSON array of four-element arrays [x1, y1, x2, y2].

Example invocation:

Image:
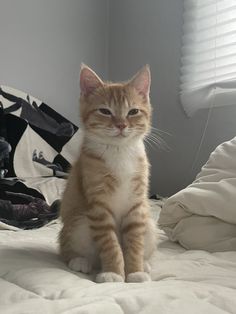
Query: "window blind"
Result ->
[[180, 0, 236, 116]]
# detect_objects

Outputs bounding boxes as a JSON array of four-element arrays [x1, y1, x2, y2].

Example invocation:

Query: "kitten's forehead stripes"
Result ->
[[105, 85, 132, 108]]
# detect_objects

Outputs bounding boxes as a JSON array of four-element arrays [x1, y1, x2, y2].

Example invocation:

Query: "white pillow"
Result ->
[[158, 136, 236, 252]]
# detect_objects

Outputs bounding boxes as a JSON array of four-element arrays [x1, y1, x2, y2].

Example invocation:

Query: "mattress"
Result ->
[[1, 202, 236, 314]]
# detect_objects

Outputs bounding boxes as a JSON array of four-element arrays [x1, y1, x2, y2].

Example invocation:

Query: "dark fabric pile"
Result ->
[[0, 177, 61, 229], [0, 190, 60, 229], [0, 85, 79, 229]]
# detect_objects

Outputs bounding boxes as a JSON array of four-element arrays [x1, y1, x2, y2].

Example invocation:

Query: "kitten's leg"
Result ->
[[143, 217, 157, 274], [144, 261, 151, 273], [88, 204, 125, 283], [59, 218, 95, 274], [122, 203, 151, 282]]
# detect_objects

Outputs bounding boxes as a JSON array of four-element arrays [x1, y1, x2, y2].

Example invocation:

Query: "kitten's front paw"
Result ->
[[96, 272, 124, 283], [68, 257, 92, 274], [126, 272, 151, 282]]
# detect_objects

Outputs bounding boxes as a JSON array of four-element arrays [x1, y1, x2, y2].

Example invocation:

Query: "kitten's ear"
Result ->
[[80, 64, 103, 96], [129, 65, 151, 98]]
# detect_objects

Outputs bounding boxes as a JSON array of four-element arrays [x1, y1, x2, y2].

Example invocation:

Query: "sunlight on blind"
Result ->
[[180, 0, 236, 116]]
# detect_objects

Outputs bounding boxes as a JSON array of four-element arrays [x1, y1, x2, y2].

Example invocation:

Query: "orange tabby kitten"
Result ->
[[59, 64, 156, 283]]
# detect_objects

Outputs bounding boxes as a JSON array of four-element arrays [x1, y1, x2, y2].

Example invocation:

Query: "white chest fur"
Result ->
[[83, 136, 146, 222], [103, 141, 145, 222]]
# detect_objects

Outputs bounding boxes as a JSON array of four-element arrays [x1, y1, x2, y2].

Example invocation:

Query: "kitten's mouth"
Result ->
[[114, 133, 127, 138]]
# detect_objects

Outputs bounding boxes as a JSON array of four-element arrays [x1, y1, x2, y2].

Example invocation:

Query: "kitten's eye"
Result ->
[[98, 108, 112, 116], [128, 109, 139, 116]]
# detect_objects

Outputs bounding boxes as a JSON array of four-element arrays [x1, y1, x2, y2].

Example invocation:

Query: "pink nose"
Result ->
[[116, 123, 127, 130]]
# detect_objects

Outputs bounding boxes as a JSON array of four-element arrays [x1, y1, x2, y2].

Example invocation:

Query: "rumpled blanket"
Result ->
[[0, 85, 79, 179], [158, 136, 236, 252], [0, 186, 60, 229], [0, 85, 79, 228]]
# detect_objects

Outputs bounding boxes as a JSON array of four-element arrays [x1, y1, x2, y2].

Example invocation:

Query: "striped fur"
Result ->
[[59, 65, 156, 283]]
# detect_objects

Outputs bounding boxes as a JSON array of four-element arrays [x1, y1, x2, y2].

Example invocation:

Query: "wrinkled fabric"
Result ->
[[159, 136, 236, 252], [1, 212, 236, 314], [0, 193, 60, 229]]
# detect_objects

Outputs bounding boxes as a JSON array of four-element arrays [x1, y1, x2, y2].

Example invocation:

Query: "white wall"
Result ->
[[1, 0, 236, 195], [0, 0, 109, 124], [108, 0, 236, 196]]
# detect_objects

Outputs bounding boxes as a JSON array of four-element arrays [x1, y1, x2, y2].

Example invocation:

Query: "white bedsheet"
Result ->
[[1, 205, 236, 314]]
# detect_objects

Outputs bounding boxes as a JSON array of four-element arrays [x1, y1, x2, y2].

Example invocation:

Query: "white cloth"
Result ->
[[1, 204, 236, 314], [159, 136, 236, 252]]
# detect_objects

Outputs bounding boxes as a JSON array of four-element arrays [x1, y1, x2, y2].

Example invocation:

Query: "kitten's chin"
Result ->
[[97, 136, 130, 146], [86, 131, 144, 146]]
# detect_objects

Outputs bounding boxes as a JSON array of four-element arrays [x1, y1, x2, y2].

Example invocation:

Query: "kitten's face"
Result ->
[[79, 65, 151, 145]]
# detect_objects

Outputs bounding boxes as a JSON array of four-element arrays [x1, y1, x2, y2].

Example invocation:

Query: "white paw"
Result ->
[[144, 261, 151, 273], [68, 257, 92, 274], [126, 272, 151, 282], [96, 272, 124, 283]]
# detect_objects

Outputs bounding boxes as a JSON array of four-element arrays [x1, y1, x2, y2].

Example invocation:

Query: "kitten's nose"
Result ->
[[116, 123, 127, 130]]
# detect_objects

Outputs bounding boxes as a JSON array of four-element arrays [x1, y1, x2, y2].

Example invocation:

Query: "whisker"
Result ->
[[146, 133, 171, 152], [151, 126, 172, 136], [144, 138, 158, 151]]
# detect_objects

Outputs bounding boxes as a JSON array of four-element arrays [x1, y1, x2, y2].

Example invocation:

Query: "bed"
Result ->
[[1, 87, 236, 313], [1, 200, 236, 314]]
